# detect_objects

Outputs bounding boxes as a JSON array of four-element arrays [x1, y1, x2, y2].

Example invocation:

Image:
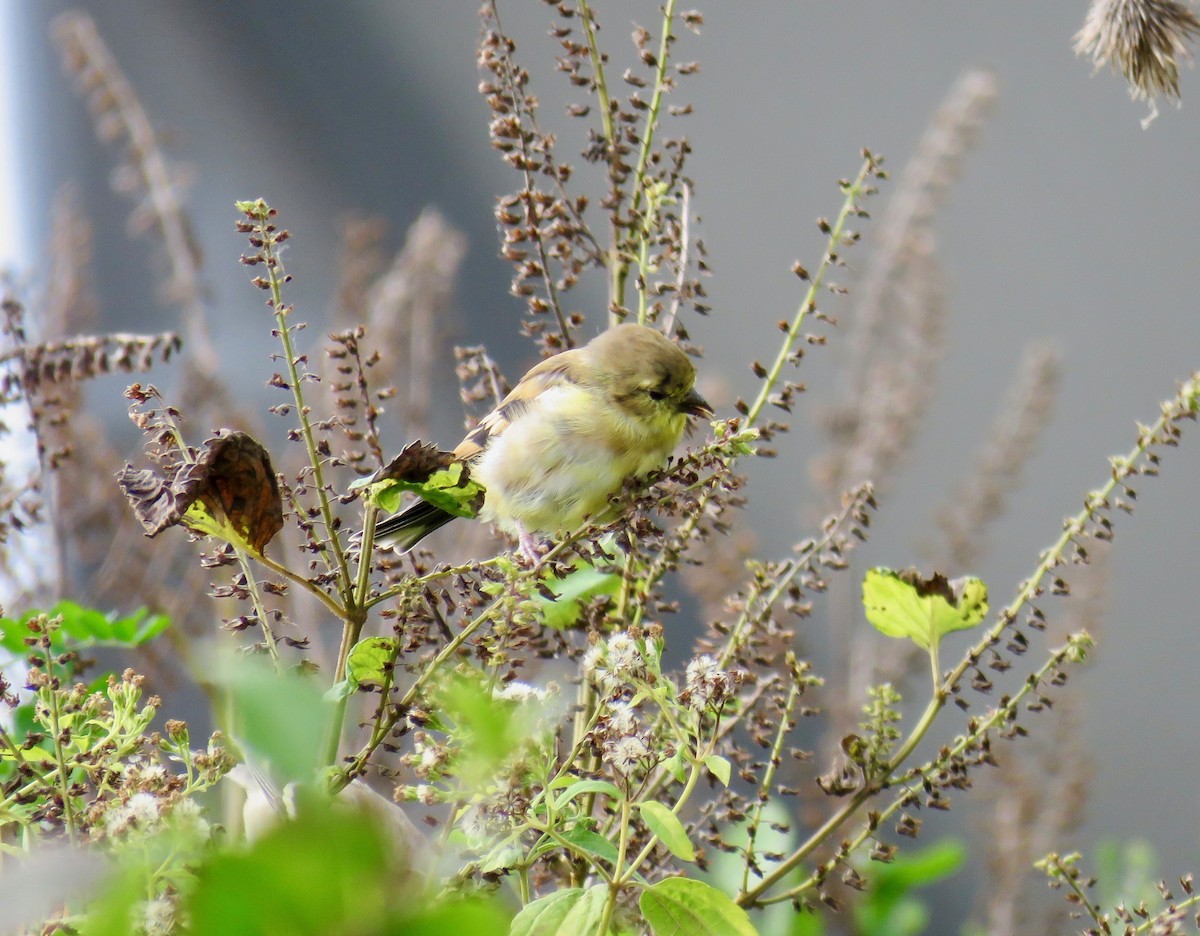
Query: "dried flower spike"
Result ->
[[1075, 0, 1200, 124]]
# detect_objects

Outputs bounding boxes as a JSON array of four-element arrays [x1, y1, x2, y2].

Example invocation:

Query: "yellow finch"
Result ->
[[375, 323, 712, 561]]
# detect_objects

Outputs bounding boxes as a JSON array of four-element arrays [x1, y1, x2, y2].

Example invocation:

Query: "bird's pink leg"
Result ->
[[517, 525, 547, 565]]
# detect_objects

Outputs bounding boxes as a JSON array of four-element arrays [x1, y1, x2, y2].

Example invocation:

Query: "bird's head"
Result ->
[[586, 323, 714, 425]]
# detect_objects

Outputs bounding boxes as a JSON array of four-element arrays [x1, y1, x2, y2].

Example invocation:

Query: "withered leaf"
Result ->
[[118, 431, 283, 552], [371, 440, 455, 484]]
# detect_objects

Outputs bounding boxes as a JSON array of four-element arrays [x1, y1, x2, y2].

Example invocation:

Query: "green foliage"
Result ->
[[209, 651, 329, 785], [852, 840, 965, 936], [1094, 839, 1164, 917], [862, 568, 988, 651], [555, 885, 612, 935], [355, 461, 484, 520], [14, 5, 1200, 935], [639, 802, 695, 863], [639, 878, 757, 936], [509, 888, 586, 935], [187, 798, 464, 936], [0, 601, 169, 657], [0, 610, 229, 931], [434, 673, 550, 790], [534, 556, 623, 630], [345, 635, 397, 689]]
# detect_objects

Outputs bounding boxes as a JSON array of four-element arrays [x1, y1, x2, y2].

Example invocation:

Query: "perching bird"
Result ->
[[374, 323, 713, 561]]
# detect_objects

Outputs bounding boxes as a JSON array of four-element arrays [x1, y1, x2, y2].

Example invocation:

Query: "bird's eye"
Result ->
[[647, 388, 667, 402]]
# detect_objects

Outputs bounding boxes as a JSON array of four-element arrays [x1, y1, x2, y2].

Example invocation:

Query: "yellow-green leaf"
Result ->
[[862, 567, 988, 650], [535, 559, 622, 630], [704, 754, 732, 787], [639, 802, 695, 863], [510, 889, 585, 936], [640, 878, 758, 936], [346, 637, 397, 688]]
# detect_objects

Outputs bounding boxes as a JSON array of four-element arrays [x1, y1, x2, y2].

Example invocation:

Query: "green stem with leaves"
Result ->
[[740, 371, 1200, 906]]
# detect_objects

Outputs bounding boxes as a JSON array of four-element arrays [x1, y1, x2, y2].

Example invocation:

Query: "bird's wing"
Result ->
[[452, 350, 584, 461]]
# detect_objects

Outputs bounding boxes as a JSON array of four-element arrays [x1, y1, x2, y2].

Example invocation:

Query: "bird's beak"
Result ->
[[679, 387, 714, 419]]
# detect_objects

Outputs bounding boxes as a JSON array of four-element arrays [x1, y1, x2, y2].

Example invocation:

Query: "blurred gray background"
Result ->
[[7, 2, 1200, 932]]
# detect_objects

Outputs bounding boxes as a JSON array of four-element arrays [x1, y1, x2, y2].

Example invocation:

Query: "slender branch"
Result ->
[[577, 0, 630, 326], [597, 796, 634, 933], [616, 0, 679, 315], [754, 633, 1090, 908], [576, 0, 616, 155], [253, 549, 348, 620], [231, 545, 282, 670], [250, 204, 356, 609], [745, 156, 877, 427], [333, 539, 579, 789], [741, 678, 801, 895], [44, 674, 77, 844]]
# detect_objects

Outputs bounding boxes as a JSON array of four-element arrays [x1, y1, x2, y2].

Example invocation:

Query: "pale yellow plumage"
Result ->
[[375, 323, 712, 560]]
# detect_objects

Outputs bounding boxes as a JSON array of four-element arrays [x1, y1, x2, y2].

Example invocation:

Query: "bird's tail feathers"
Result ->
[[374, 499, 457, 552]]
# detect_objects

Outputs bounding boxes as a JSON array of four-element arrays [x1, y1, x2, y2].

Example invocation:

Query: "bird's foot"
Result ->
[[517, 530, 549, 567]]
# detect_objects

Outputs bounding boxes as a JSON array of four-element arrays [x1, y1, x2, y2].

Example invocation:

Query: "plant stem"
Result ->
[[256, 209, 356, 609], [752, 633, 1090, 908], [576, 0, 625, 327], [253, 548, 348, 620], [741, 679, 800, 896], [44, 680, 76, 845], [618, 0, 678, 318], [744, 156, 876, 427], [597, 796, 633, 935], [232, 544, 282, 670]]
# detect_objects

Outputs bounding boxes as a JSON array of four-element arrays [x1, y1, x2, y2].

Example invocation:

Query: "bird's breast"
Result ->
[[470, 384, 684, 535]]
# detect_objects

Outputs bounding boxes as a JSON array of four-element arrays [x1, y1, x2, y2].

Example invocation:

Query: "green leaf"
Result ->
[[554, 779, 624, 811], [703, 754, 732, 787], [208, 652, 329, 784], [345, 636, 397, 689], [182, 498, 243, 546], [662, 751, 687, 783], [640, 878, 758, 936], [323, 679, 353, 703], [561, 825, 620, 868], [639, 802, 695, 863], [871, 838, 965, 890], [862, 567, 987, 650], [791, 908, 825, 936], [0, 603, 171, 656], [480, 844, 524, 875], [535, 559, 623, 630], [509, 889, 585, 936], [557, 885, 610, 935], [187, 798, 395, 936], [396, 899, 511, 936], [365, 462, 484, 519], [437, 675, 526, 788]]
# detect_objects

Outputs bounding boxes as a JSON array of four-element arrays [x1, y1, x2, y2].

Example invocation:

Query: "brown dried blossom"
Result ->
[[1075, 0, 1200, 122]]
